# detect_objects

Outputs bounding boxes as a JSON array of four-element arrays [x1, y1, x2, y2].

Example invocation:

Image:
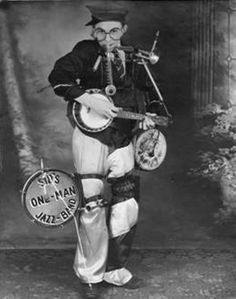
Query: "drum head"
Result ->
[[21, 169, 82, 228], [134, 129, 167, 171], [72, 92, 113, 133]]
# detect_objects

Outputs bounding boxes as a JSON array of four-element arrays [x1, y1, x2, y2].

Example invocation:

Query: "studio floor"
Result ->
[[1, 248, 236, 299]]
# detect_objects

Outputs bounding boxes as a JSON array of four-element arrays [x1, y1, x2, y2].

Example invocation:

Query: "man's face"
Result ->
[[93, 21, 127, 51]]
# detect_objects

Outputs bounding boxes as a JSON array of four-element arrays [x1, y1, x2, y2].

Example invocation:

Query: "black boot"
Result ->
[[121, 276, 144, 289], [102, 275, 144, 290]]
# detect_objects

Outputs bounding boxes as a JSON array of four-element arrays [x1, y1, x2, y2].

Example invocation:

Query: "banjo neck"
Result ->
[[71, 92, 170, 133], [117, 109, 169, 127]]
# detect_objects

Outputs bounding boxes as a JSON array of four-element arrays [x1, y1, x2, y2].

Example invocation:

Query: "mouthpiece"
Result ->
[[116, 46, 135, 53]]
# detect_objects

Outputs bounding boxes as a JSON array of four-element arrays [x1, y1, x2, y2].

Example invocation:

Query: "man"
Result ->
[[48, 3, 157, 298]]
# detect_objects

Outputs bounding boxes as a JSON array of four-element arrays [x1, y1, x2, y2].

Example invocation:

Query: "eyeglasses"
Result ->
[[93, 27, 124, 41]]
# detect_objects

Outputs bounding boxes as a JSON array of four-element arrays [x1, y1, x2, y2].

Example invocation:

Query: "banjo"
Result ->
[[71, 91, 169, 133], [71, 91, 169, 170]]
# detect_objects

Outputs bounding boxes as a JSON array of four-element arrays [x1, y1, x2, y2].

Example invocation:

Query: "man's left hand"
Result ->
[[138, 112, 156, 130]]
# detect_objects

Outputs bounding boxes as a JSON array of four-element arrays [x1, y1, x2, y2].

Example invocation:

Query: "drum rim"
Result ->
[[21, 168, 83, 229], [72, 95, 113, 133]]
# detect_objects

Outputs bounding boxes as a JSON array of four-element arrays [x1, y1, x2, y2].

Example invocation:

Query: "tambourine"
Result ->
[[133, 128, 167, 171], [21, 168, 82, 228]]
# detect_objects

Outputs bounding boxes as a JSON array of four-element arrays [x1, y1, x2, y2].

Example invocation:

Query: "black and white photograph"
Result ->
[[0, 0, 236, 298]]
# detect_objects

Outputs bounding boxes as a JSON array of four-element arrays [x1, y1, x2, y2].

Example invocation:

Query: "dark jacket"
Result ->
[[48, 39, 155, 147]]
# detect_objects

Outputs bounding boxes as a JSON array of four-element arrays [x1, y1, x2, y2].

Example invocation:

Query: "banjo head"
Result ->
[[72, 92, 113, 133], [21, 169, 82, 228], [134, 129, 167, 171]]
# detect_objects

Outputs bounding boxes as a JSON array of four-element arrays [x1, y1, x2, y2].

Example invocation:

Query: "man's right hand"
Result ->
[[75, 92, 119, 119]]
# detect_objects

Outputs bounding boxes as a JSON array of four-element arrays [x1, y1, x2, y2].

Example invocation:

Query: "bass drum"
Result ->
[[133, 129, 167, 171], [21, 169, 82, 228]]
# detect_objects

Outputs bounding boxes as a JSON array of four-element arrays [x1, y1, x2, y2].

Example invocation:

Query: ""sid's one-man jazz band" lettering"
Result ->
[[27, 172, 79, 225]]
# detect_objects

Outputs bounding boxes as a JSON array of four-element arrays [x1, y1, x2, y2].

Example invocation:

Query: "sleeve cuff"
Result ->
[[65, 85, 85, 101]]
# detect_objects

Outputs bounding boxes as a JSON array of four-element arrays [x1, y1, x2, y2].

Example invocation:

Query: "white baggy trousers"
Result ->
[[72, 127, 139, 285]]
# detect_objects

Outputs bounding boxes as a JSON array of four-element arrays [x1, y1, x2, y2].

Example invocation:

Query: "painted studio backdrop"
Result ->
[[0, 0, 236, 249]]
